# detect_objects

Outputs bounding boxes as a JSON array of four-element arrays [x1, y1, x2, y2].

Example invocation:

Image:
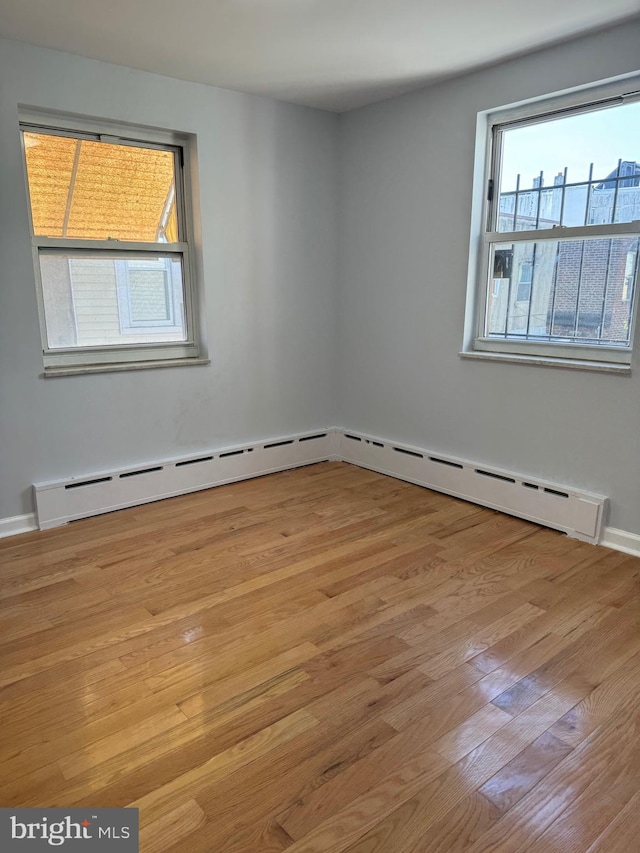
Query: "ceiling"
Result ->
[[0, 0, 638, 112]]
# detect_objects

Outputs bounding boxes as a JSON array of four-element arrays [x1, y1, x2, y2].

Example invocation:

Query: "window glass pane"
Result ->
[[23, 132, 177, 242], [38, 252, 186, 349], [485, 236, 638, 346], [496, 101, 640, 232]]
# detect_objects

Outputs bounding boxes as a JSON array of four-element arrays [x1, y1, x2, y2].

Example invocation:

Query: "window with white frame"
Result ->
[[469, 83, 640, 367], [20, 115, 201, 372]]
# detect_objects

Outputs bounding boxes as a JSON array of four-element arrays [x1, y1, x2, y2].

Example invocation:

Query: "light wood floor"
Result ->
[[1, 462, 640, 852]]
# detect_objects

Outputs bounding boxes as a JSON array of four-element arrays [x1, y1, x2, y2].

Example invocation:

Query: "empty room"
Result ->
[[1, 1, 640, 851]]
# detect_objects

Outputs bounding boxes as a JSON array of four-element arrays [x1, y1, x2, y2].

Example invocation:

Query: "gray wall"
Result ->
[[0, 38, 339, 520], [337, 20, 640, 534]]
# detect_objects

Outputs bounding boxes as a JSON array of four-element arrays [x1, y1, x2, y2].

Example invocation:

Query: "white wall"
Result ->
[[337, 20, 640, 534], [0, 38, 339, 520]]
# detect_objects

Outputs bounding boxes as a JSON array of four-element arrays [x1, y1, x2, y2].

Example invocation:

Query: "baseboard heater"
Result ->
[[33, 427, 607, 543], [33, 430, 337, 530], [337, 430, 606, 544]]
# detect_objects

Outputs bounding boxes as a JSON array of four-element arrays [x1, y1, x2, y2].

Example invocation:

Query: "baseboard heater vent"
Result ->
[[394, 447, 423, 459], [175, 456, 214, 467], [64, 476, 113, 490], [34, 430, 336, 530], [119, 466, 164, 479], [337, 429, 606, 543]]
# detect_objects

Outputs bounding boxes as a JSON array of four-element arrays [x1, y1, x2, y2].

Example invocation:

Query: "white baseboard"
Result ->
[[2, 426, 636, 553], [33, 429, 338, 530], [0, 513, 38, 540], [337, 429, 606, 544], [599, 527, 640, 558]]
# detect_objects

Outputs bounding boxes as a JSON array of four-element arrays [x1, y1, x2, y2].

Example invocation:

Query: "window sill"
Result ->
[[43, 357, 211, 378], [459, 350, 631, 374]]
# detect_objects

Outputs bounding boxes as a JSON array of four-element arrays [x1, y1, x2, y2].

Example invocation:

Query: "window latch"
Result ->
[[487, 179, 494, 202]]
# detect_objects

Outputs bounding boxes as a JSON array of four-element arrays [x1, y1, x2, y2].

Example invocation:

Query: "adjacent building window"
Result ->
[[115, 258, 184, 335], [515, 262, 533, 304], [469, 83, 640, 367], [21, 115, 201, 372]]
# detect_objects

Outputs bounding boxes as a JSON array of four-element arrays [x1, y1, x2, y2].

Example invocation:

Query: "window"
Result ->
[[21, 114, 202, 373], [467, 82, 640, 368]]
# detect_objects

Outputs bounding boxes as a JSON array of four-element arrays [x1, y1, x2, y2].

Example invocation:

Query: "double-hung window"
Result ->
[[469, 82, 640, 369], [21, 114, 201, 374]]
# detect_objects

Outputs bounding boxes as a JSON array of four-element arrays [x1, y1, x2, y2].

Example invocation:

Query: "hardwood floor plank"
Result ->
[[58, 706, 190, 780], [478, 730, 574, 813], [547, 648, 640, 748], [342, 791, 503, 853], [432, 703, 513, 763], [419, 603, 544, 679], [584, 789, 640, 853], [139, 800, 207, 851]]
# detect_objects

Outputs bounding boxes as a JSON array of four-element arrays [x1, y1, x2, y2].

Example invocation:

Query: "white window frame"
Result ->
[[20, 110, 203, 374], [464, 76, 640, 370]]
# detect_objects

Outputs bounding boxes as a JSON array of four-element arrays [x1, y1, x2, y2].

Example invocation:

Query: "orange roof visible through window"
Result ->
[[23, 132, 177, 243]]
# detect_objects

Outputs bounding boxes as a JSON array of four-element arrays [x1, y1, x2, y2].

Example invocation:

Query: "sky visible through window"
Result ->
[[499, 101, 640, 192]]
